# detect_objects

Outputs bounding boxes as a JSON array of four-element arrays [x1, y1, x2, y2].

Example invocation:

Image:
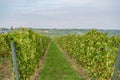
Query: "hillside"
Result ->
[[33, 29, 120, 37]]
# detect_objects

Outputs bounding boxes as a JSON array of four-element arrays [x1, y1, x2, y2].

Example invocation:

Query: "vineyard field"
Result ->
[[0, 28, 50, 79], [0, 28, 120, 80], [55, 30, 120, 79]]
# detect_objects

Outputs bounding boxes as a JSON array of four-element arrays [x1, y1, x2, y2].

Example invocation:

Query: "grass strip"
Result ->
[[39, 42, 83, 80]]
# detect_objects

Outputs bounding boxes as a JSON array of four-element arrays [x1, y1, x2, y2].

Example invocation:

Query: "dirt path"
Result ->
[[0, 58, 13, 80]]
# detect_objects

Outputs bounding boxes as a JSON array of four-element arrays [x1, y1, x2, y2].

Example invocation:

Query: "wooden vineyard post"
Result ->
[[112, 44, 120, 80], [10, 41, 19, 80]]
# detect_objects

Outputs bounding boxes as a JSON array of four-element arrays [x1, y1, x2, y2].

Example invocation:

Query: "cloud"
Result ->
[[0, 0, 120, 29]]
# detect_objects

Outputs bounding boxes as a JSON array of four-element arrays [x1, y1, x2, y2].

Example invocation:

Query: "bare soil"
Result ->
[[0, 58, 13, 80]]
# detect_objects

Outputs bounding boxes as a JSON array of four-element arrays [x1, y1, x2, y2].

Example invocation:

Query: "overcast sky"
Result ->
[[0, 0, 120, 29]]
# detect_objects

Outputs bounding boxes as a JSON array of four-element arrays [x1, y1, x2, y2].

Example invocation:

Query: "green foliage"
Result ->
[[0, 28, 50, 79], [55, 30, 120, 79], [0, 34, 10, 58]]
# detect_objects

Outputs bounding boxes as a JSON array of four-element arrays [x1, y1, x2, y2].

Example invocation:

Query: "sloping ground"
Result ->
[[39, 42, 83, 80]]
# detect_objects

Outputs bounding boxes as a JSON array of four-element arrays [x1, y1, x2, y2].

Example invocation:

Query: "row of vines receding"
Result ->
[[55, 30, 120, 79], [0, 28, 50, 79]]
